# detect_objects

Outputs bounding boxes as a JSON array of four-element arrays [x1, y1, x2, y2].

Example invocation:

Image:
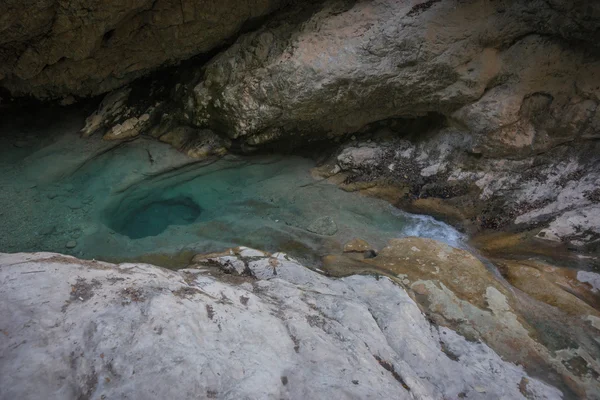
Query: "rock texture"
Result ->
[[185, 0, 600, 149], [321, 237, 600, 399], [0, 250, 567, 399], [0, 0, 286, 99], [315, 128, 600, 250]]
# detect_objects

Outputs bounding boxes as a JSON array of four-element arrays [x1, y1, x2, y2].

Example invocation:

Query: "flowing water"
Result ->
[[0, 108, 463, 268]]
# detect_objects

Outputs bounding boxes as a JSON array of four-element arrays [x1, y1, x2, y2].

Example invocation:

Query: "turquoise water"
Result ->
[[0, 109, 462, 268]]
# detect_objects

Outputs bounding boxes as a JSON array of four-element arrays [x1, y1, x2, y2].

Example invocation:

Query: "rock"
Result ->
[[496, 259, 600, 316], [0, 251, 563, 399], [65, 199, 82, 210], [367, 237, 506, 310], [159, 127, 230, 159], [343, 238, 372, 253], [187, 0, 599, 149], [317, 128, 600, 250], [321, 237, 600, 397], [65, 240, 77, 249], [80, 88, 131, 137], [102, 114, 150, 141], [306, 216, 338, 236], [0, 0, 288, 99]]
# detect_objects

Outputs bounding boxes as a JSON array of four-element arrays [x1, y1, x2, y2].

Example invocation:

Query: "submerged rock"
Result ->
[[306, 216, 338, 236], [0, 251, 562, 399], [343, 238, 372, 253]]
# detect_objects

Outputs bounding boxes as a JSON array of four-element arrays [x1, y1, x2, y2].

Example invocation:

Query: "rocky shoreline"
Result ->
[[3, 242, 598, 399]]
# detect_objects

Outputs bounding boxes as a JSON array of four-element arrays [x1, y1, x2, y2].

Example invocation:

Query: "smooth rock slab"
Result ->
[[0, 251, 561, 399]]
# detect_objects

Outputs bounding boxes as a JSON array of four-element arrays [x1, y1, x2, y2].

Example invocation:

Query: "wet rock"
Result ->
[[367, 237, 505, 310], [306, 216, 338, 236], [65, 240, 77, 249], [81, 88, 131, 137], [318, 129, 600, 250], [159, 127, 230, 159], [496, 259, 600, 316], [343, 238, 372, 253], [1, 252, 562, 399], [103, 114, 150, 141], [321, 237, 600, 397]]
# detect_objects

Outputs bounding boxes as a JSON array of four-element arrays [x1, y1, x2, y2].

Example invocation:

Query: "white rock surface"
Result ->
[[0, 251, 561, 399]]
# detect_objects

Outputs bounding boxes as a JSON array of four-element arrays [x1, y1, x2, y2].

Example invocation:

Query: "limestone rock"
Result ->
[[0, 251, 563, 399], [319, 128, 600, 249], [321, 237, 600, 397], [0, 0, 288, 99], [159, 127, 230, 159], [496, 259, 600, 317], [103, 114, 150, 141], [306, 216, 338, 236], [343, 238, 372, 253], [80, 88, 132, 137], [187, 0, 600, 150]]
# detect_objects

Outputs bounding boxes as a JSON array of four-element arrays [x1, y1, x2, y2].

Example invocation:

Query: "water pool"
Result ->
[[0, 110, 463, 268]]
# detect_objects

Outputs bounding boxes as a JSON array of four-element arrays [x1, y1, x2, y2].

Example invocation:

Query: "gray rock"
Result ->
[[307, 216, 338, 236], [321, 129, 600, 248], [65, 240, 77, 249], [0, 251, 562, 399], [187, 0, 599, 151]]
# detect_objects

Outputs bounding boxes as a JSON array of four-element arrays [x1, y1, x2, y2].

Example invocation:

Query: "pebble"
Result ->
[[66, 241, 77, 249]]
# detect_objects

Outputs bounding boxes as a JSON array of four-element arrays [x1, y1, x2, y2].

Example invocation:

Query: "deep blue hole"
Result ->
[[115, 196, 202, 239]]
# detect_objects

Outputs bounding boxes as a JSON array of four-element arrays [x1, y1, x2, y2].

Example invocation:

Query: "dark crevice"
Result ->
[[373, 355, 410, 390]]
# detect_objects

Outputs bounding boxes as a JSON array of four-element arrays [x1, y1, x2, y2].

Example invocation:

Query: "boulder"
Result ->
[[343, 238, 372, 253], [186, 0, 600, 152], [306, 216, 338, 236], [0, 251, 563, 399]]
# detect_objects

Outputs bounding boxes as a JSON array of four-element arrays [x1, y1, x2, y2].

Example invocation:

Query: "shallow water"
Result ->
[[0, 109, 463, 268]]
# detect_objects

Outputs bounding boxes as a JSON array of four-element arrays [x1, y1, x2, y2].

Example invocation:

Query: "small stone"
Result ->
[[66, 241, 77, 249], [343, 238, 372, 253], [307, 216, 338, 236], [475, 386, 487, 393]]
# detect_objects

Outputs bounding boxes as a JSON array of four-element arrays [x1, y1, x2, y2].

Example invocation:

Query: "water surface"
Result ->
[[0, 109, 462, 268]]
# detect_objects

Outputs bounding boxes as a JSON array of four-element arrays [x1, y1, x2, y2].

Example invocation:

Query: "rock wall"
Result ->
[[0, 0, 287, 99], [183, 0, 600, 152]]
